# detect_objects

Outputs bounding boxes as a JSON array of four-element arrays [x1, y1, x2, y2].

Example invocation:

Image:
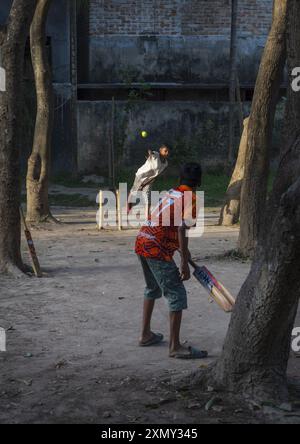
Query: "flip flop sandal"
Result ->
[[170, 346, 208, 360], [139, 332, 164, 347]]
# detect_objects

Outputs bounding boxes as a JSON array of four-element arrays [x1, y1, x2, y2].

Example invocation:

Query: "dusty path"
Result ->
[[0, 208, 299, 424]]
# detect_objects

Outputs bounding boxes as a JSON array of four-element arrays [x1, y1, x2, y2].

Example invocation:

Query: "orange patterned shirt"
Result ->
[[135, 185, 197, 261]]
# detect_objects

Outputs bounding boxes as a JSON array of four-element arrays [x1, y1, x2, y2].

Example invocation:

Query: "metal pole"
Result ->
[[98, 190, 103, 230], [116, 189, 122, 231], [111, 96, 116, 189]]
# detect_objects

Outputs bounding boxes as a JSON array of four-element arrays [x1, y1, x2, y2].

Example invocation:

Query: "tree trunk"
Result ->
[[238, 0, 287, 257], [228, 0, 239, 165], [213, 178, 300, 403], [219, 117, 249, 226], [207, 0, 300, 403], [26, 0, 54, 223], [0, 0, 37, 274]]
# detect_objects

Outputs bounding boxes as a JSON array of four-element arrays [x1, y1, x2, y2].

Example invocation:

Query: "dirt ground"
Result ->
[[0, 207, 299, 424]]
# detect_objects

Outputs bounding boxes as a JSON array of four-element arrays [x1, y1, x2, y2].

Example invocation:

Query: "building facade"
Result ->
[[78, 0, 275, 175], [0, 0, 276, 176]]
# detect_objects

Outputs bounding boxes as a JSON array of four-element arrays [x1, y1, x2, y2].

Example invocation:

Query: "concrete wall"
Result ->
[[77, 97, 284, 175], [48, 0, 77, 175], [0, 0, 11, 29], [47, 0, 71, 84], [79, 0, 278, 176], [89, 34, 267, 85], [77, 100, 240, 174]]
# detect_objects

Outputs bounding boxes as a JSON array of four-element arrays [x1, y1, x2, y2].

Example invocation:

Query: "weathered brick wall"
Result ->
[[89, 0, 273, 37]]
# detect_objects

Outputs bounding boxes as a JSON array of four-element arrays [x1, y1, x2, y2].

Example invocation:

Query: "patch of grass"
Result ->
[[50, 194, 96, 207], [117, 168, 230, 208], [51, 173, 112, 189], [202, 174, 229, 207], [154, 174, 230, 207], [22, 193, 96, 207], [22, 163, 277, 210], [50, 174, 95, 189], [51, 174, 83, 188]]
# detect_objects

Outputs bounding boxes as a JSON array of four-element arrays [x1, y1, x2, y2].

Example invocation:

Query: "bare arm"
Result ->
[[146, 149, 153, 159], [178, 224, 191, 281]]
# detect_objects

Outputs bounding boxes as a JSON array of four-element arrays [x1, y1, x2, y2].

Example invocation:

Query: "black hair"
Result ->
[[180, 162, 202, 188]]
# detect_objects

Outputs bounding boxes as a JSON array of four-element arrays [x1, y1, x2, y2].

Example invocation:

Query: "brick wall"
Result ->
[[89, 0, 273, 37]]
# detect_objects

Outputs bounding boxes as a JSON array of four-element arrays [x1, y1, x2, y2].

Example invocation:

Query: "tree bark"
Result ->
[[0, 0, 37, 274], [219, 117, 249, 226], [238, 0, 287, 257], [206, 0, 300, 403], [26, 0, 54, 223], [228, 0, 239, 165]]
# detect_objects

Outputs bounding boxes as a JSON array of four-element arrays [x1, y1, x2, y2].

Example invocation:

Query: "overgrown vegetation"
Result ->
[[22, 193, 95, 207]]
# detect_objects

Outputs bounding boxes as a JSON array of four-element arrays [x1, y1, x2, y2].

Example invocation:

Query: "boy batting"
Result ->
[[136, 163, 208, 359]]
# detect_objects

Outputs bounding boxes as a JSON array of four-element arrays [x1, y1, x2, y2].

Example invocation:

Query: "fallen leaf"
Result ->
[[205, 396, 222, 411]]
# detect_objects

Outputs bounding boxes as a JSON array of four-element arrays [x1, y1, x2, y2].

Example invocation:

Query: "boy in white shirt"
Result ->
[[128, 145, 170, 214]]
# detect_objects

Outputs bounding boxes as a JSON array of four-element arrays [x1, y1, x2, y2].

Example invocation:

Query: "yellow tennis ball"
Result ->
[[141, 131, 148, 138]]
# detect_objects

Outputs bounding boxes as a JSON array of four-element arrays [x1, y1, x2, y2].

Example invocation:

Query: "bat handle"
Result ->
[[19, 207, 26, 228], [188, 259, 198, 269]]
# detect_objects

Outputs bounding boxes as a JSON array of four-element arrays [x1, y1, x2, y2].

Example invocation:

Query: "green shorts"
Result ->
[[138, 255, 188, 312]]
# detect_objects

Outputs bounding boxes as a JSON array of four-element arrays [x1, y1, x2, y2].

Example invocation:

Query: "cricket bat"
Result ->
[[189, 259, 235, 313], [20, 208, 42, 278]]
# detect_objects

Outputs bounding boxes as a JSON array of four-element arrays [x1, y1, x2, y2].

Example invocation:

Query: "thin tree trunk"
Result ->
[[0, 0, 37, 274], [228, 0, 239, 165], [238, 0, 287, 257], [26, 0, 54, 223], [219, 117, 249, 226], [206, 0, 300, 403]]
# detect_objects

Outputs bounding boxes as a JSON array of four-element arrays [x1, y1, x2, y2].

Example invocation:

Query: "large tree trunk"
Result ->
[[238, 0, 287, 257], [208, 0, 300, 403], [0, 0, 37, 274], [26, 0, 54, 223], [213, 178, 300, 403], [219, 117, 249, 226], [228, 0, 239, 165]]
